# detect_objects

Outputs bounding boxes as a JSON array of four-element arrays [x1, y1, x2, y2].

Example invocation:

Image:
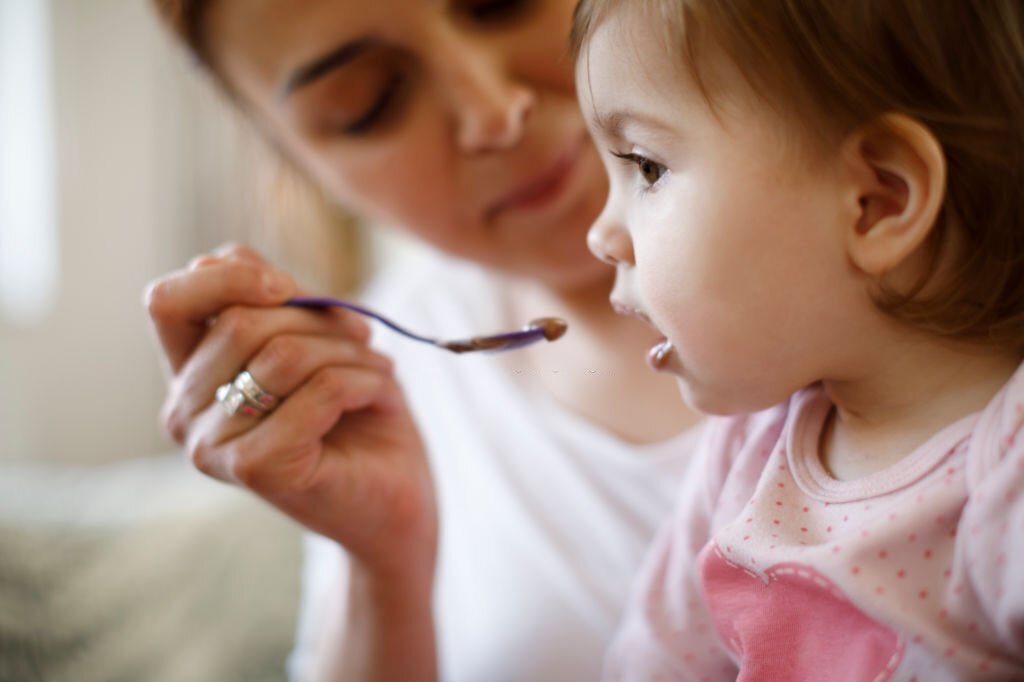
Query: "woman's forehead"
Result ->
[[204, 0, 404, 100], [210, 3, 416, 59], [206, 0, 474, 57]]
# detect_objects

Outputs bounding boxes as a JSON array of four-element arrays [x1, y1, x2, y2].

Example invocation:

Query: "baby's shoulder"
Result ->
[[965, 362, 1024, 488]]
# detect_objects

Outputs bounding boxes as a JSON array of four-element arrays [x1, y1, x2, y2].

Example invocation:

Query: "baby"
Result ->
[[572, 0, 1024, 679]]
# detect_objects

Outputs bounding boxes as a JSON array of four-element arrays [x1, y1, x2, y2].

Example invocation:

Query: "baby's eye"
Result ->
[[611, 151, 667, 188], [635, 156, 666, 185]]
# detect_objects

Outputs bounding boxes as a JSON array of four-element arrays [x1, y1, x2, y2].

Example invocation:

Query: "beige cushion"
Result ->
[[0, 454, 302, 682]]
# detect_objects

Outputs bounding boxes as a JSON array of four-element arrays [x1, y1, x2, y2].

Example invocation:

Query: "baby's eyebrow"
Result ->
[[594, 109, 675, 139]]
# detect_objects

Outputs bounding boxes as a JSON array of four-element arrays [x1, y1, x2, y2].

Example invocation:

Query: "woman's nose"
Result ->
[[587, 207, 634, 266], [436, 36, 535, 153], [457, 83, 534, 152]]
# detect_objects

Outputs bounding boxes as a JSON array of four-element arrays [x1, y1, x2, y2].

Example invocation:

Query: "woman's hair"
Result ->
[[573, 0, 1024, 349], [150, 0, 366, 297], [152, 0, 209, 64]]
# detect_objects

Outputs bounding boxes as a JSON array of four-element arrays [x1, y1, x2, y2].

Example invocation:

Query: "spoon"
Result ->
[[286, 296, 568, 354]]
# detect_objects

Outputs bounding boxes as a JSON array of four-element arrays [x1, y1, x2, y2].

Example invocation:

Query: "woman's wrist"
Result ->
[[341, 558, 438, 682], [350, 551, 435, 609]]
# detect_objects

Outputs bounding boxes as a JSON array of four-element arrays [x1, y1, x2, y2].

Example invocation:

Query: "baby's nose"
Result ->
[[587, 212, 634, 266]]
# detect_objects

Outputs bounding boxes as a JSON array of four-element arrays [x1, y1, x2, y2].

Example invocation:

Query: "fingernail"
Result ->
[[264, 272, 292, 298]]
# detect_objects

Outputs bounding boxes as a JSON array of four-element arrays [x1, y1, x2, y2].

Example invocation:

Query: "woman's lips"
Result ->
[[486, 137, 584, 219]]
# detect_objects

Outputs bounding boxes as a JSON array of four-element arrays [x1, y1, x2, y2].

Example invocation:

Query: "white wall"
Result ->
[[0, 0, 271, 464]]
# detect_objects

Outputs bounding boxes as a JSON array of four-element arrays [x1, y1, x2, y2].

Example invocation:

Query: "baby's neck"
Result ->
[[818, 336, 1023, 480]]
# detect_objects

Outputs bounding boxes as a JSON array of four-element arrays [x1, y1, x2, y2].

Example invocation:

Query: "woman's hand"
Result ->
[[144, 244, 437, 577]]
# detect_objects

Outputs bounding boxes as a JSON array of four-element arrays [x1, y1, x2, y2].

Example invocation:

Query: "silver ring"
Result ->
[[233, 370, 280, 411], [215, 370, 280, 418]]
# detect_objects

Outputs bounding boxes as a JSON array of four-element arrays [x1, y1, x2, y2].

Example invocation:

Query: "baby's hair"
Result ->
[[572, 0, 1024, 349]]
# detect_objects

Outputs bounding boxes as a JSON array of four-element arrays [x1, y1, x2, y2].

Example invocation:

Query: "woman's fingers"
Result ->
[[190, 243, 272, 269], [187, 243, 267, 271], [161, 307, 373, 442], [189, 364, 396, 493], [246, 335, 392, 398], [145, 259, 297, 373], [211, 242, 268, 263]]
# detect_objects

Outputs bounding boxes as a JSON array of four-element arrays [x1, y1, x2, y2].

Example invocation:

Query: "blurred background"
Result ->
[[0, 1, 404, 679]]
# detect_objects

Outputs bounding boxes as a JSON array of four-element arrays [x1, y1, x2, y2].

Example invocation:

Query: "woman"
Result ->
[[146, 1, 702, 680]]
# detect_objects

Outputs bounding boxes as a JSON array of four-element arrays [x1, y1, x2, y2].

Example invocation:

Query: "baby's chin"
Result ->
[[655, 344, 796, 415], [674, 377, 788, 418]]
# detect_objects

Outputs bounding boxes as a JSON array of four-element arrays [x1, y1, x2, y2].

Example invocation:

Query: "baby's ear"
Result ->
[[841, 114, 946, 277]]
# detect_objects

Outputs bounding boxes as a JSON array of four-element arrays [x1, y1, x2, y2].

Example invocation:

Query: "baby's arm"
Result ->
[[604, 409, 786, 681], [963, 421, 1024, 658], [604, 499, 734, 681]]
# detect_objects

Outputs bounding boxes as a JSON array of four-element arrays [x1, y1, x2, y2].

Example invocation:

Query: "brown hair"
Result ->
[[573, 0, 1024, 348], [150, 0, 366, 296], [152, 0, 209, 64]]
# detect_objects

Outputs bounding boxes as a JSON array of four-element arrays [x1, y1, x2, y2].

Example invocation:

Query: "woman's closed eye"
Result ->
[[610, 151, 667, 191], [291, 46, 412, 138], [336, 1, 534, 135], [342, 73, 405, 135], [460, 0, 535, 24]]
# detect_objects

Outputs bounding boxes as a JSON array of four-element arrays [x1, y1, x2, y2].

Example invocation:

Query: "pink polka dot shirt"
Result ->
[[606, 364, 1024, 681]]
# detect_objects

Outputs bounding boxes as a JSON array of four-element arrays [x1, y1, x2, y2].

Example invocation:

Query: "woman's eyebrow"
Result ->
[[281, 37, 376, 99]]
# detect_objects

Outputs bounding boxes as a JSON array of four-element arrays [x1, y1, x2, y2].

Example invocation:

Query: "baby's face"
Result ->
[[577, 7, 875, 415]]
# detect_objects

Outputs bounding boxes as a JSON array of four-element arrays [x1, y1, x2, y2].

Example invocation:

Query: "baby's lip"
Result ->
[[611, 298, 678, 372], [611, 298, 655, 327], [647, 338, 675, 371]]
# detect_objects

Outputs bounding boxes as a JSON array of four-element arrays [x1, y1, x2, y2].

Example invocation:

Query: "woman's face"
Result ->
[[204, 0, 611, 288]]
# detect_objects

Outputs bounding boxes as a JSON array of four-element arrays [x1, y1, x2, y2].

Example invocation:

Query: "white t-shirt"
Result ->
[[288, 250, 701, 682]]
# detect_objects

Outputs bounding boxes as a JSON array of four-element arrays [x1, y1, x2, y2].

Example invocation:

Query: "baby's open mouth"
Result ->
[[610, 299, 676, 371], [648, 337, 675, 370]]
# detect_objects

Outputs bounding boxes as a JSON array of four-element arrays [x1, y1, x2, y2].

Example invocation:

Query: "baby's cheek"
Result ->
[[669, 325, 781, 415]]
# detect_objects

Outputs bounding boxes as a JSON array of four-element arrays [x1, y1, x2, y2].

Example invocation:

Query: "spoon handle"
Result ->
[[285, 296, 436, 345]]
